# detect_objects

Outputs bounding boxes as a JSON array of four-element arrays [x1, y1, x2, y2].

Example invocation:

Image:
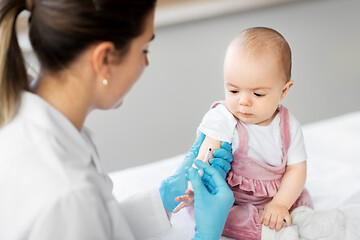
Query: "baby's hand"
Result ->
[[173, 189, 194, 213], [259, 201, 291, 232]]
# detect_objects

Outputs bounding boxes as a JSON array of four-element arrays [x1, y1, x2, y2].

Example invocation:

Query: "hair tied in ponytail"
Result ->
[[25, 0, 34, 12]]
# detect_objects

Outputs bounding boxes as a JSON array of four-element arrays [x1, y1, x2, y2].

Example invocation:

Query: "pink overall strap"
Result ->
[[210, 101, 224, 109], [237, 106, 291, 158], [279, 105, 291, 158], [210, 101, 249, 157], [235, 122, 249, 156]]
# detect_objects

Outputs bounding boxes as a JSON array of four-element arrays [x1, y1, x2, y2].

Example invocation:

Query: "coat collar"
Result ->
[[19, 91, 103, 171]]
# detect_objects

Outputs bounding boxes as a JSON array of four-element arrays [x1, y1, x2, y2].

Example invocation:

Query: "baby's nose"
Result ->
[[238, 93, 252, 107]]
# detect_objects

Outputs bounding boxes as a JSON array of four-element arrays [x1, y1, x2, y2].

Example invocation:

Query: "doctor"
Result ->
[[0, 0, 234, 239]]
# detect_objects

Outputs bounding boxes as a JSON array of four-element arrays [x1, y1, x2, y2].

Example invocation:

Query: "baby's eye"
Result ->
[[254, 93, 265, 97], [230, 90, 238, 94]]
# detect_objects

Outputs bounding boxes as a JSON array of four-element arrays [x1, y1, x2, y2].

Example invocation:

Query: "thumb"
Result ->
[[187, 167, 208, 194], [190, 131, 205, 153], [194, 160, 228, 189]]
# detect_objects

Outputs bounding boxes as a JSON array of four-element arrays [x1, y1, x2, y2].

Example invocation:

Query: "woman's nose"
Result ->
[[144, 55, 149, 66]]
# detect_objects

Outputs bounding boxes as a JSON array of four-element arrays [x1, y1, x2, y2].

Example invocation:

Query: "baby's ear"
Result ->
[[280, 80, 294, 100]]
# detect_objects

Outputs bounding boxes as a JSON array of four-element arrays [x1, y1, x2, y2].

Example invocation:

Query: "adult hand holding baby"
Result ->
[[159, 132, 205, 212], [189, 160, 235, 240], [159, 132, 233, 212]]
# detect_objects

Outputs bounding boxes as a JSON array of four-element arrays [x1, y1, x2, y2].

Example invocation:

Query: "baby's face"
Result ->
[[224, 50, 292, 126]]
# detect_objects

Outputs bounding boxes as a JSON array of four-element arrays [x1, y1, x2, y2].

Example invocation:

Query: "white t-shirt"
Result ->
[[198, 104, 307, 166]]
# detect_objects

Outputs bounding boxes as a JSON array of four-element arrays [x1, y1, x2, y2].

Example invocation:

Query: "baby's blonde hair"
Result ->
[[229, 27, 292, 82]]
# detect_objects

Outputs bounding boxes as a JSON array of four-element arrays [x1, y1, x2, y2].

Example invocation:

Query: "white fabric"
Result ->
[[198, 103, 307, 166], [110, 111, 360, 240], [261, 223, 300, 240], [0, 91, 171, 240], [261, 206, 347, 240], [291, 206, 346, 240]]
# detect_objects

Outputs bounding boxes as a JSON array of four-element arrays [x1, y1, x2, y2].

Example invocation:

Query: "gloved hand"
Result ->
[[210, 142, 233, 179], [159, 131, 233, 212], [204, 141, 232, 193], [159, 132, 205, 212], [189, 160, 235, 240]]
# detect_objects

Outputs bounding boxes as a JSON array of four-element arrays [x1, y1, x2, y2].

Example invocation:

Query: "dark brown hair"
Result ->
[[0, 0, 156, 126]]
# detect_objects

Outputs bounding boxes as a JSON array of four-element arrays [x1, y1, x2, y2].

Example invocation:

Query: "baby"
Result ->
[[176, 27, 315, 239]]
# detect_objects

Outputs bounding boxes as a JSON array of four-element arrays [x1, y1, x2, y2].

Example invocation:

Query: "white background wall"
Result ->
[[85, 0, 360, 172]]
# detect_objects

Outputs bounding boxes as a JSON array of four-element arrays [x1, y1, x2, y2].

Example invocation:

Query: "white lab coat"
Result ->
[[0, 91, 171, 240]]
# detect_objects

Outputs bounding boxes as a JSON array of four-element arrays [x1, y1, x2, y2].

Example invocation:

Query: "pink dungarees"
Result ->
[[215, 103, 313, 240]]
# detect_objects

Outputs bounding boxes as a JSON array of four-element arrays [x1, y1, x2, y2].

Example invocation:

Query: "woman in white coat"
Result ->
[[0, 0, 234, 239]]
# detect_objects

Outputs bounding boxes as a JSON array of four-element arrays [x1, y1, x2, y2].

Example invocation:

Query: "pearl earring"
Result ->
[[102, 79, 108, 85]]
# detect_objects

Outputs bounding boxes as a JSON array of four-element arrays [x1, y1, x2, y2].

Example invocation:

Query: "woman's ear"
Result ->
[[280, 80, 294, 101], [91, 42, 115, 79]]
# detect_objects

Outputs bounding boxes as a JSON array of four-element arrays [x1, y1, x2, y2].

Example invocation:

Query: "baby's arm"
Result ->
[[173, 136, 221, 213], [260, 161, 307, 231], [194, 136, 221, 164]]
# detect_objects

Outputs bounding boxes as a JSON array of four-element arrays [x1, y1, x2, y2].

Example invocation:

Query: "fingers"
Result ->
[[193, 160, 228, 188], [284, 214, 291, 227], [175, 194, 194, 205], [261, 211, 275, 229], [212, 143, 233, 163], [187, 166, 207, 194], [269, 215, 276, 230], [189, 131, 206, 154], [173, 202, 185, 213], [210, 143, 232, 179], [261, 212, 289, 232], [221, 141, 232, 153], [205, 181, 216, 193], [200, 172, 217, 194], [212, 165, 226, 179], [183, 151, 197, 161], [259, 211, 264, 223], [262, 212, 270, 227], [209, 158, 231, 175], [275, 217, 283, 232], [185, 189, 194, 197], [268, 214, 277, 230], [173, 189, 195, 213], [188, 160, 233, 209], [175, 195, 189, 202]]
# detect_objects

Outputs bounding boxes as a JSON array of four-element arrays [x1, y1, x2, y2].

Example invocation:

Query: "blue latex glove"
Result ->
[[204, 142, 233, 193], [160, 131, 233, 212], [189, 160, 235, 240], [210, 142, 233, 179], [159, 133, 205, 212]]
